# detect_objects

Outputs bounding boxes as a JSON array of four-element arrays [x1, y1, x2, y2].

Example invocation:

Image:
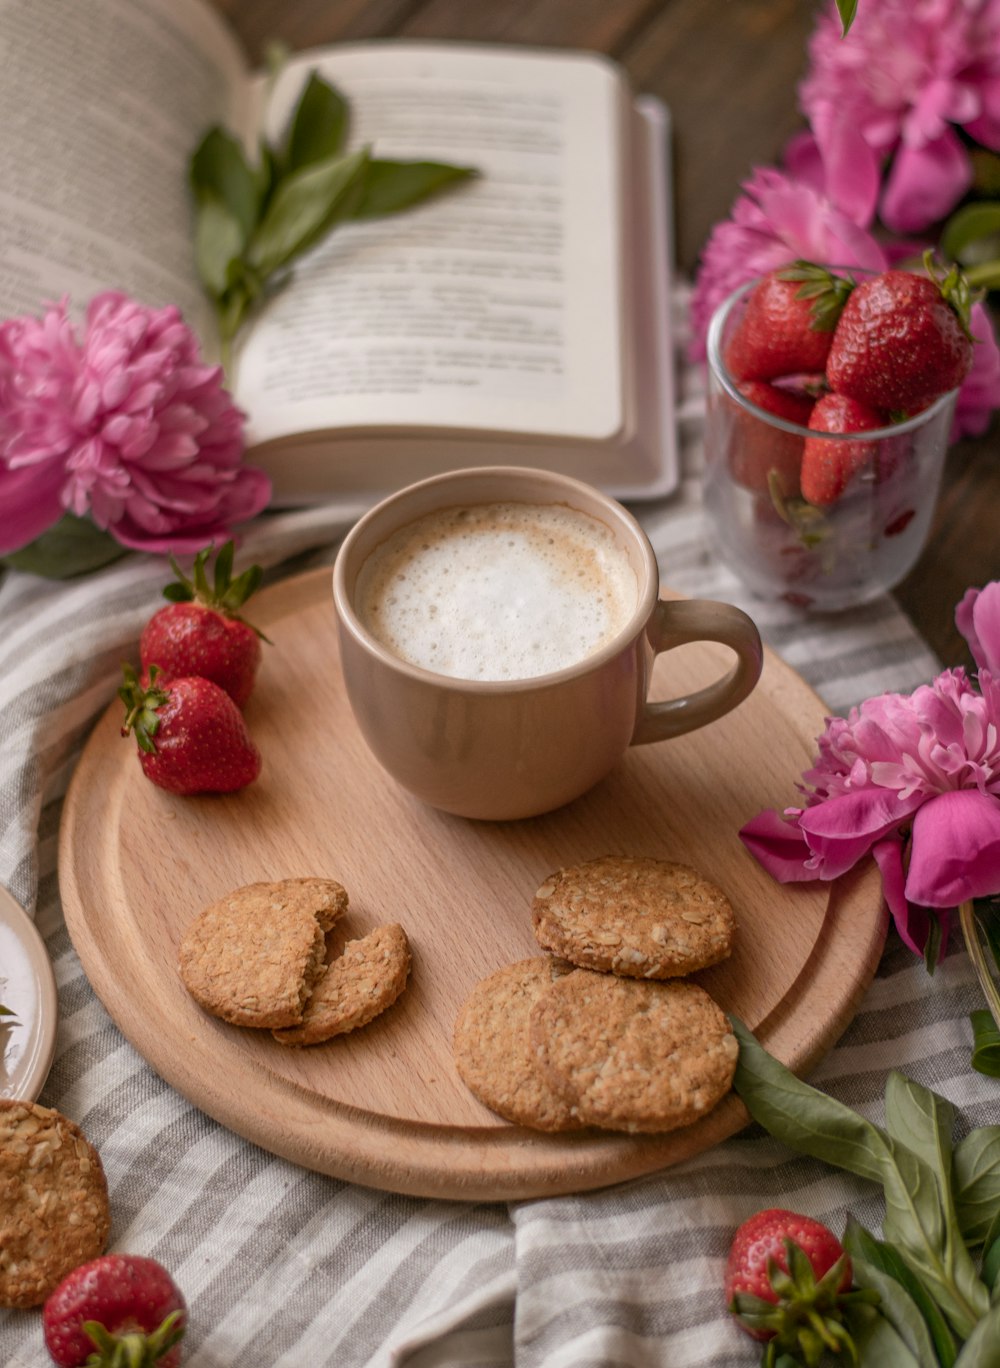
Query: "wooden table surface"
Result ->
[[215, 0, 999, 668]]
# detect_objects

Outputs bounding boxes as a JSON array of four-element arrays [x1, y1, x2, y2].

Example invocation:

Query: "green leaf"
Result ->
[[285, 71, 349, 171], [953, 1298, 1000, 1366], [732, 1022, 991, 1340], [0, 1004, 15, 1018], [970, 1010, 1000, 1078], [954, 1127, 1000, 1246], [837, 0, 860, 36], [193, 194, 246, 297], [189, 126, 260, 241], [731, 1018, 891, 1185], [1, 514, 127, 579], [849, 1251, 940, 1368], [349, 159, 478, 219], [843, 1301, 922, 1368], [940, 203, 1000, 264], [843, 1219, 959, 1368], [247, 146, 370, 277], [962, 262, 1000, 291], [983, 1232, 1000, 1299]]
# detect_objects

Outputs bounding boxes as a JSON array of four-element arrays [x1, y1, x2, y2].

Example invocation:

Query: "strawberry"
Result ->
[[140, 541, 266, 708], [120, 664, 261, 795], [727, 380, 815, 498], [724, 263, 853, 383], [42, 1254, 186, 1368], [726, 1209, 871, 1367], [826, 257, 975, 414], [800, 392, 886, 507]]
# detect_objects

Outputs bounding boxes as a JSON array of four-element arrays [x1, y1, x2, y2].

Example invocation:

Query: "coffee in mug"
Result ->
[[333, 466, 763, 821], [354, 501, 639, 682]]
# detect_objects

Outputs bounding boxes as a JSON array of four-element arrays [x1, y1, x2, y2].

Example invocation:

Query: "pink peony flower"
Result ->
[[953, 301, 1000, 440], [800, 0, 1000, 234], [740, 583, 1000, 964], [0, 292, 270, 556], [688, 166, 888, 361]]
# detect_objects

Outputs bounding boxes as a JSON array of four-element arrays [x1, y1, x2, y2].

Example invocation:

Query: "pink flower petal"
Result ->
[[905, 789, 1000, 906], [809, 99, 882, 228], [739, 808, 818, 882], [957, 582, 1000, 676], [797, 787, 925, 879], [872, 836, 934, 958], [879, 131, 973, 233], [0, 461, 66, 553]]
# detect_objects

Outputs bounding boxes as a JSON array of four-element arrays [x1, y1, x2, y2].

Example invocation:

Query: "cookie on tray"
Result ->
[[531, 855, 735, 979], [528, 969, 738, 1134], [0, 1100, 111, 1308], [179, 877, 349, 1028], [272, 923, 411, 1046], [453, 957, 580, 1133]]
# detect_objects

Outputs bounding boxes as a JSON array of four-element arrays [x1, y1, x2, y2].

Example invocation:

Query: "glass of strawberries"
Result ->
[[702, 258, 972, 611]]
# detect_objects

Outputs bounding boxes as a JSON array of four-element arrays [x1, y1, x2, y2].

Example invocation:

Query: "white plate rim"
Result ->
[[0, 883, 57, 1101]]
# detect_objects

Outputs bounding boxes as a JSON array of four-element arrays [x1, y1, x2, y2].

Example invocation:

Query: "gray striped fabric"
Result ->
[[2, 310, 996, 1367]]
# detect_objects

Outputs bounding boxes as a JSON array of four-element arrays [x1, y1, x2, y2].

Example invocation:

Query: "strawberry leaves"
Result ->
[[119, 664, 169, 755], [161, 541, 268, 644], [778, 261, 856, 333]]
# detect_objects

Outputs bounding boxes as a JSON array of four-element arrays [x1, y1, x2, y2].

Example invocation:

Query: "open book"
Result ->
[[0, 0, 677, 509]]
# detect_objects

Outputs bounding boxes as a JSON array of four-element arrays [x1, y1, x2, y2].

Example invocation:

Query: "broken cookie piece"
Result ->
[[178, 877, 348, 1028], [272, 923, 411, 1046]]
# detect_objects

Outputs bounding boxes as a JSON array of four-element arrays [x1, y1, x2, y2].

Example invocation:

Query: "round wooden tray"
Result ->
[[59, 568, 885, 1200]]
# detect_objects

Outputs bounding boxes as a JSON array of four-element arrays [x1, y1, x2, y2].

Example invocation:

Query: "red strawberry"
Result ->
[[726, 1209, 868, 1366], [724, 263, 853, 383], [727, 380, 815, 498], [800, 392, 887, 507], [42, 1253, 186, 1368], [140, 541, 266, 708], [120, 664, 261, 795], [826, 258, 975, 413]]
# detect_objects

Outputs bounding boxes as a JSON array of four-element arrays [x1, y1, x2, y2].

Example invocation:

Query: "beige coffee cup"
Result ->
[[333, 466, 763, 820]]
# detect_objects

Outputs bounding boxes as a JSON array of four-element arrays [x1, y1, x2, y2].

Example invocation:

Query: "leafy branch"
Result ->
[[731, 1019, 998, 1358], [189, 71, 478, 371]]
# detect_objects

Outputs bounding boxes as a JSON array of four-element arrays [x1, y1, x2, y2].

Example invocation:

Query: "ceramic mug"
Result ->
[[332, 466, 763, 820]]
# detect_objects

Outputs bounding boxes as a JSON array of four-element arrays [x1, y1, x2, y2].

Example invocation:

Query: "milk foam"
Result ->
[[355, 502, 639, 681]]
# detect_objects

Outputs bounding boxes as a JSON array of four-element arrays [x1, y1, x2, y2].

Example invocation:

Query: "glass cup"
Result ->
[[702, 277, 959, 613]]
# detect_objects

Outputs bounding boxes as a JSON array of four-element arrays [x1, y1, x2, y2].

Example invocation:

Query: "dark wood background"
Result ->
[[214, 0, 999, 667]]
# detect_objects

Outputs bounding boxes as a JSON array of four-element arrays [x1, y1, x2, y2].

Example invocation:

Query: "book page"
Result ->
[[0, 0, 247, 341], [237, 44, 625, 443]]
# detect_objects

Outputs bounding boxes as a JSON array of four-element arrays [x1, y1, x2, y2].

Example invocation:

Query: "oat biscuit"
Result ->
[[272, 924, 411, 1045], [179, 877, 349, 1028], [453, 958, 580, 1132], [528, 970, 738, 1134], [531, 856, 735, 978], [0, 1100, 110, 1308]]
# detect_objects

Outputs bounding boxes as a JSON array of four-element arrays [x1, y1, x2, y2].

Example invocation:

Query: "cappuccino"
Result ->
[[354, 501, 639, 681]]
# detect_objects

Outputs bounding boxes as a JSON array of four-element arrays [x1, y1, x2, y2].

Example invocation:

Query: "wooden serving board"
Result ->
[[59, 568, 885, 1200]]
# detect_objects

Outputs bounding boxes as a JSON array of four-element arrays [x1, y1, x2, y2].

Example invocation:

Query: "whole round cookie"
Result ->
[[531, 856, 735, 978], [528, 970, 738, 1134], [453, 958, 580, 1132], [0, 1100, 110, 1308], [273, 924, 411, 1046], [179, 877, 348, 1028]]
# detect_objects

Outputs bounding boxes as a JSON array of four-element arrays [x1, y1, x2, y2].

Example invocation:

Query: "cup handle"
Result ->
[[630, 598, 763, 745]]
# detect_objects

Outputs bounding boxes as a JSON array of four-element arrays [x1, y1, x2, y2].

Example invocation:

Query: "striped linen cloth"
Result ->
[[2, 329, 997, 1368]]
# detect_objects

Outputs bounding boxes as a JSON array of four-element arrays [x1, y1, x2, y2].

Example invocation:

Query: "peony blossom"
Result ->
[[688, 166, 888, 361], [953, 301, 1000, 440], [740, 582, 1000, 965], [0, 292, 271, 556], [800, 0, 1000, 234]]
